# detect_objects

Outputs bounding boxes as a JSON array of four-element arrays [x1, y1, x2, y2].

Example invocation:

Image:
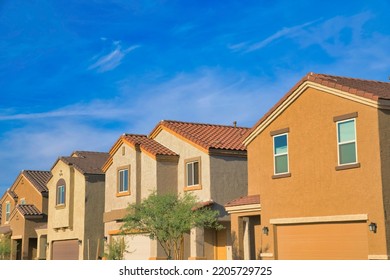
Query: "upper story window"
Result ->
[[5, 201, 11, 222], [337, 119, 357, 165], [273, 133, 289, 175], [56, 179, 66, 206], [184, 157, 201, 190], [118, 167, 129, 194]]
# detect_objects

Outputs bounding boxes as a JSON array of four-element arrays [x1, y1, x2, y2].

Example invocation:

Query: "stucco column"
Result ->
[[188, 227, 206, 260]]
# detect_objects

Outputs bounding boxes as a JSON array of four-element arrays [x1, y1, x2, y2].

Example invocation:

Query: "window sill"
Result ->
[[55, 204, 66, 210], [184, 185, 202, 191], [335, 163, 360, 171], [272, 173, 291, 179], [116, 191, 131, 197]]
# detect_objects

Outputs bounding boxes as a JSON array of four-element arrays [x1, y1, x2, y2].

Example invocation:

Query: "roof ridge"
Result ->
[[161, 119, 250, 129], [123, 133, 148, 137], [311, 72, 390, 84]]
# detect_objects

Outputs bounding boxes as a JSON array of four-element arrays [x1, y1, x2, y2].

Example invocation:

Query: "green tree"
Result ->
[[122, 192, 222, 260], [104, 236, 127, 260], [0, 234, 11, 260]]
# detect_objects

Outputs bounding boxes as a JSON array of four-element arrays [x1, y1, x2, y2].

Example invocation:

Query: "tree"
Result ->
[[121, 192, 223, 260], [0, 234, 11, 260], [104, 236, 128, 260]]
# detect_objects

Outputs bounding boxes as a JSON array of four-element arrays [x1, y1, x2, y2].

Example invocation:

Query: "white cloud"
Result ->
[[88, 42, 140, 73]]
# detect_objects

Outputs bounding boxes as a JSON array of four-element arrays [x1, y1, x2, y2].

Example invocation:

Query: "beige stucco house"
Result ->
[[227, 72, 390, 260], [103, 120, 249, 260], [0, 170, 51, 260], [46, 151, 109, 260]]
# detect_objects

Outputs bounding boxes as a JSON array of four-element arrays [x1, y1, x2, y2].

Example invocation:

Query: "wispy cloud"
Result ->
[[88, 41, 140, 73]]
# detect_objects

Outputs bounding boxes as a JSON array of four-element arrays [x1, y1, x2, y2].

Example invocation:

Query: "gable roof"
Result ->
[[150, 120, 250, 154], [21, 170, 51, 193], [16, 204, 43, 217], [102, 134, 178, 172], [55, 151, 109, 175], [244, 72, 390, 146]]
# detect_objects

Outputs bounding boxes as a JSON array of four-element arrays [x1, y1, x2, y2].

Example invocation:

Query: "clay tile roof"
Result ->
[[123, 134, 178, 156], [153, 120, 250, 151], [22, 170, 51, 193], [7, 189, 18, 200], [60, 151, 109, 175], [307, 73, 390, 101], [16, 204, 42, 216], [225, 194, 260, 207]]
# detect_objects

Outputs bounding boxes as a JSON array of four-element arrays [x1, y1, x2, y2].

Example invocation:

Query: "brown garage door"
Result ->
[[52, 240, 79, 260], [276, 222, 368, 260]]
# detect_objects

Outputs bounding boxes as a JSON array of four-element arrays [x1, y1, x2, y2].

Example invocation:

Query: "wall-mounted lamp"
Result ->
[[103, 236, 108, 242], [78, 239, 82, 245], [368, 222, 377, 233], [262, 226, 269, 235]]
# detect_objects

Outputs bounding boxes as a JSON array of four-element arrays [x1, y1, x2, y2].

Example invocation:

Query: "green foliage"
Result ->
[[104, 236, 127, 260], [0, 234, 11, 260], [122, 192, 223, 260]]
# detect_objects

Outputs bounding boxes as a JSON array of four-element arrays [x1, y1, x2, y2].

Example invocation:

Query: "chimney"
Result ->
[[233, 121, 237, 128]]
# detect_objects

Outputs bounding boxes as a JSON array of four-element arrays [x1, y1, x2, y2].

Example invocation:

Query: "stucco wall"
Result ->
[[378, 109, 390, 256], [210, 155, 248, 217], [153, 129, 211, 200], [84, 174, 105, 260], [13, 176, 43, 213], [248, 87, 387, 257], [156, 160, 178, 195], [47, 162, 86, 259]]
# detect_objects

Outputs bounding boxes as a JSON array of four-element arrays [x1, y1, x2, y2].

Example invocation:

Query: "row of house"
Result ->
[[1, 72, 389, 260]]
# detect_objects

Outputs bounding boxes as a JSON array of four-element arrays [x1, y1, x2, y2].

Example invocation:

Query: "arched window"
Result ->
[[56, 179, 66, 206]]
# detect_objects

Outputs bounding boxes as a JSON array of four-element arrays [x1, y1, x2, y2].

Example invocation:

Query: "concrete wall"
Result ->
[[248, 87, 388, 258]]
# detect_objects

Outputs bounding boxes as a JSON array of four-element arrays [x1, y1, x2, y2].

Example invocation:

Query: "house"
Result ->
[[46, 151, 109, 260], [103, 120, 249, 260], [0, 170, 51, 260], [226, 72, 390, 260]]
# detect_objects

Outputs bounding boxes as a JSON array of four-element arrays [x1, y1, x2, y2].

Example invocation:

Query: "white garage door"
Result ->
[[276, 222, 368, 260]]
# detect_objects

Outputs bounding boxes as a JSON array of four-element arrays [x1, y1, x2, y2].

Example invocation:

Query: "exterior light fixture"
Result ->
[[262, 226, 269, 235], [78, 239, 82, 245], [103, 236, 108, 242], [368, 222, 377, 233]]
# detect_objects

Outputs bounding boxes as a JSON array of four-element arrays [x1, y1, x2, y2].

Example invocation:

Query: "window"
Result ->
[[5, 202, 11, 222], [20, 198, 26, 205], [273, 133, 289, 175], [56, 179, 66, 206], [186, 161, 199, 186], [337, 119, 357, 165], [118, 168, 129, 193]]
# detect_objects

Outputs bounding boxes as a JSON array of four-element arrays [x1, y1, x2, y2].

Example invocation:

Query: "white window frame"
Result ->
[[336, 118, 358, 166], [273, 133, 289, 175], [186, 160, 200, 187], [5, 201, 11, 222], [118, 168, 129, 193]]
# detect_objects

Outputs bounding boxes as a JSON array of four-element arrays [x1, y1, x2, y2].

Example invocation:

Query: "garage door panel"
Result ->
[[52, 240, 79, 260], [276, 222, 368, 260], [112, 234, 151, 260]]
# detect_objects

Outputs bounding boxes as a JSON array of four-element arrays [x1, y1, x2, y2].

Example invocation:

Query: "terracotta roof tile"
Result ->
[[122, 134, 178, 156], [0, 225, 11, 234], [59, 151, 109, 175], [16, 204, 42, 216], [152, 120, 250, 151], [22, 170, 51, 193], [225, 194, 260, 207], [7, 190, 18, 200], [244, 72, 390, 144]]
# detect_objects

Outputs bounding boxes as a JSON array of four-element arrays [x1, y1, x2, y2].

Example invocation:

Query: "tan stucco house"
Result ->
[[103, 120, 249, 260], [226, 72, 390, 260], [47, 151, 109, 260], [0, 170, 51, 260]]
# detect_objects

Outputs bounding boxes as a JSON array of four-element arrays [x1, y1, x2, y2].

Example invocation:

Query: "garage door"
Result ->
[[276, 222, 368, 260], [113, 234, 151, 260], [52, 239, 79, 260]]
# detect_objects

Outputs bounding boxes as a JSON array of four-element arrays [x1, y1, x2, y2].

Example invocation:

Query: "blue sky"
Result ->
[[1, 0, 390, 193]]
